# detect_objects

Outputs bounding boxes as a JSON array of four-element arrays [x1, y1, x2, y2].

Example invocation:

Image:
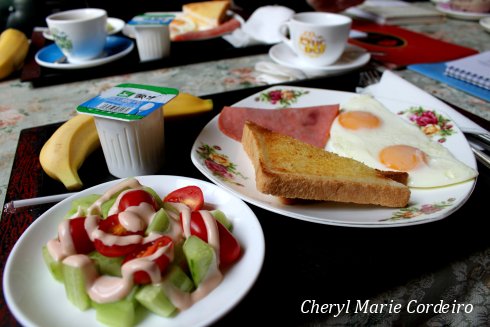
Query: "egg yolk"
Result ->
[[338, 111, 381, 130], [379, 145, 428, 171]]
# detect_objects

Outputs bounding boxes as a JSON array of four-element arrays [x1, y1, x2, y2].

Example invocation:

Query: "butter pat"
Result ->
[[77, 84, 178, 178]]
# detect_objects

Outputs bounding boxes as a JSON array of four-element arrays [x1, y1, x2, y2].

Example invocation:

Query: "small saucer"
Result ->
[[269, 43, 370, 78], [35, 36, 134, 70], [480, 17, 490, 32], [43, 17, 126, 40], [436, 3, 490, 20]]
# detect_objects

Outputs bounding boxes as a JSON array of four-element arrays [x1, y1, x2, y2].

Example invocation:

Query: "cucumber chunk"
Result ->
[[89, 251, 123, 277], [135, 265, 194, 317], [42, 245, 63, 282], [146, 208, 169, 234], [135, 284, 176, 317], [64, 194, 100, 219], [162, 202, 179, 216], [142, 186, 164, 208], [100, 197, 117, 219], [183, 236, 216, 286], [93, 286, 139, 327], [167, 265, 195, 292], [211, 209, 233, 231], [61, 255, 97, 311]]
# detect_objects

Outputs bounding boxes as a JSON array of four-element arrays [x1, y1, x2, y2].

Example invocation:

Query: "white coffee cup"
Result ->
[[46, 8, 108, 62], [279, 12, 352, 67]]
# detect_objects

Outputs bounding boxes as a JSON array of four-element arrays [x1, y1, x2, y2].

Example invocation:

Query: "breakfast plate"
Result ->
[[480, 17, 490, 32], [269, 43, 371, 78], [122, 11, 242, 41], [35, 36, 134, 69], [191, 86, 477, 227], [3, 175, 265, 327], [436, 3, 490, 20], [43, 17, 126, 40]]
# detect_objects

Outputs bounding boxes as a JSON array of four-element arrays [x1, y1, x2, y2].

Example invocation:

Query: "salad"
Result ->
[[42, 177, 242, 327]]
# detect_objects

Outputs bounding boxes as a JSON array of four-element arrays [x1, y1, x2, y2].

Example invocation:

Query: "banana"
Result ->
[[40, 93, 212, 189], [163, 92, 213, 118], [40, 114, 100, 191], [0, 28, 29, 80]]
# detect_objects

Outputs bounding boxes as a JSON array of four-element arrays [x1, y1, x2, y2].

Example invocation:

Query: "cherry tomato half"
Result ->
[[163, 186, 204, 211], [69, 217, 95, 254], [123, 236, 173, 284], [93, 214, 143, 257], [182, 211, 241, 268], [118, 189, 158, 212]]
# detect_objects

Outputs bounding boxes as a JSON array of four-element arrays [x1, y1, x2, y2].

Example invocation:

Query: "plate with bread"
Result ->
[[191, 86, 478, 227], [123, 1, 242, 42]]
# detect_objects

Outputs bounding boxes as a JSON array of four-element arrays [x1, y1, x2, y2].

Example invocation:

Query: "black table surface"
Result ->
[[1, 74, 490, 327], [19, 29, 273, 88]]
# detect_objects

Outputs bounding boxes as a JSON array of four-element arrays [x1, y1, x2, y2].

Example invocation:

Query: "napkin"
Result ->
[[362, 70, 489, 136], [254, 61, 307, 84], [223, 6, 295, 48]]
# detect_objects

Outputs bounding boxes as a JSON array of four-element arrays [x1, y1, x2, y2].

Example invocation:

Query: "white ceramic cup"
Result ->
[[279, 12, 352, 67], [46, 8, 108, 62]]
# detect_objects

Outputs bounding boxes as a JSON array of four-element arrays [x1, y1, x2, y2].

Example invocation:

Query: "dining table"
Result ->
[[1, 2, 490, 326]]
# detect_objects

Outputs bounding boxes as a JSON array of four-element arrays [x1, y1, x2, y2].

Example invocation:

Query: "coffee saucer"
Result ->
[[436, 3, 490, 21], [35, 36, 134, 70], [269, 43, 370, 78], [480, 17, 490, 32]]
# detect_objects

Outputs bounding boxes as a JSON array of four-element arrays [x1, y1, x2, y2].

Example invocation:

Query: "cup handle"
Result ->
[[278, 23, 294, 50]]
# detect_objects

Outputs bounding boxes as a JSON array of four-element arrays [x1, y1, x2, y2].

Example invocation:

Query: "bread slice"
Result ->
[[182, 1, 230, 28], [242, 121, 410, 208]]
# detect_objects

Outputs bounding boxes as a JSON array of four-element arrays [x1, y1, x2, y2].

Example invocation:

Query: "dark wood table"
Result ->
[[2, 74, 489, 327]]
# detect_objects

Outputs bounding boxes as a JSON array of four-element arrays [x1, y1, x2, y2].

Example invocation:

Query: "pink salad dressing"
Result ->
[[47, 178, 230, 310]]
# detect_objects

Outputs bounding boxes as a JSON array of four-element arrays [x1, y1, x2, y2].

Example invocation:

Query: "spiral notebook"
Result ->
[[444, 51, 490, 91]]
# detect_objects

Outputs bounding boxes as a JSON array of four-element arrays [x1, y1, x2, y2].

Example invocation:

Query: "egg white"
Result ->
[[328, 95, 478, 188]]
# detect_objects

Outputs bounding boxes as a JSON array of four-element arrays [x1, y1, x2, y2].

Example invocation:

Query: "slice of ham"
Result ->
[[171, 18, 241, 42], [218, 105, 339, 148]]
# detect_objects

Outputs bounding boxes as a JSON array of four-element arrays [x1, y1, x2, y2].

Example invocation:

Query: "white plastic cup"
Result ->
[[46, 8, 107, 62], [134, 25, 171, 62], [279, 12, 352, 67], [94, 108, 165, 178]]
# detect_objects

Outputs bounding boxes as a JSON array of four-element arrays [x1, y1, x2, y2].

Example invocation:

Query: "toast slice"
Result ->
[[242, 121, 410, 208], [182, 1, 230, 28]]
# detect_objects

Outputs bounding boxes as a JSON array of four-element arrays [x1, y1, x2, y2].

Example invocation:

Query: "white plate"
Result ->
[[480, 17, 490, 32], [190, 86, 477, 228], [436, 3, 490, 20], [35, 35, 134, 70], [43, 17, 126, 40], [269, 43, 370, 78], [3, 175, 265, 327], [122, 11, 242, 41]]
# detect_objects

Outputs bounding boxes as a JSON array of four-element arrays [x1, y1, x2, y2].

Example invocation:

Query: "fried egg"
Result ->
[[328, 95, 478, 188], [169, 14, 197, 38]]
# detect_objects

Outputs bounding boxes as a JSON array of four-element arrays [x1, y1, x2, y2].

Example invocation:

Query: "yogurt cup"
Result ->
[[77, 84, 178, 178], [128, 14, 174, 62]]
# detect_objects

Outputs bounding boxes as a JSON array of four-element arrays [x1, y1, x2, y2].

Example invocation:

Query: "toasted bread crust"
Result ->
[[242, 121, 410, 208]]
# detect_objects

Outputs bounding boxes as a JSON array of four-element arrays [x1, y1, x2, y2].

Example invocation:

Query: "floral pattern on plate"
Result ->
[[399, 106, 456, 143], [382, 198, 457, 222], [191, 85, 476, 227], [254, 89, 309, 107], [195, 143, 247, 186]]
